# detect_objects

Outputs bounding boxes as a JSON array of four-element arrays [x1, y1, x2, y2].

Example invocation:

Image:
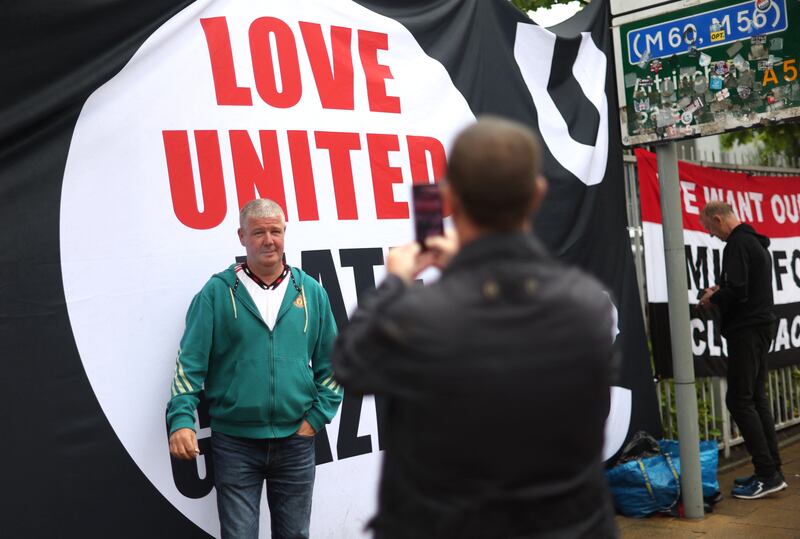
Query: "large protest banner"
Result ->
[[1, 1, 660, 536], [637, 149, 800, 378]]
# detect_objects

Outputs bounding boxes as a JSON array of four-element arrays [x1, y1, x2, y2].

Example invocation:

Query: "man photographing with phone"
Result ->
[[333, 117, 618, 538]]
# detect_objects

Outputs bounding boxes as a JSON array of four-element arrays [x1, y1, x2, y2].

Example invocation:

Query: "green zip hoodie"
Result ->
[[166, 265, 342, 438]]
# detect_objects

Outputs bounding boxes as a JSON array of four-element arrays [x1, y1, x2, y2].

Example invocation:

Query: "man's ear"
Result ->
[[530, 175, 548, 215], [237, 227, 245, 246]]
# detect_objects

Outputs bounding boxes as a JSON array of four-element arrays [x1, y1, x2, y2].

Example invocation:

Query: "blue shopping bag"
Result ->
[[605, 451, 681, 518], [658, 440, 720, 499]]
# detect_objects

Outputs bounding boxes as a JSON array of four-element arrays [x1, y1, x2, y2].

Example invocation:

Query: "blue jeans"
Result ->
[[212, 431, 316, 539]]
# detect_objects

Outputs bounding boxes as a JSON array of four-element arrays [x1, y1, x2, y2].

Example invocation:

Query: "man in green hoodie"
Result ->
[[166, 198, 342, 539]]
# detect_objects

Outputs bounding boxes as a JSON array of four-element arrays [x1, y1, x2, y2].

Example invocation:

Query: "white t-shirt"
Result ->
[[237, 266, 290, 330]]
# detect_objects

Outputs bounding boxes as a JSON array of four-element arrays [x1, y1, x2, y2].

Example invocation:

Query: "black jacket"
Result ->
[[333, 233, 618, 539], [711, 223, 776, 337]]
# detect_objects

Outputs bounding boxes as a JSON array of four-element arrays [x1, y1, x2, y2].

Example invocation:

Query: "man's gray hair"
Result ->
[[239, 199, 285, 227], [701, 201, 735, 219]]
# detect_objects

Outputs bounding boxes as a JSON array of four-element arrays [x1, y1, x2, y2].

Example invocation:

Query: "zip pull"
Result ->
[[228, 287, 238, 320]]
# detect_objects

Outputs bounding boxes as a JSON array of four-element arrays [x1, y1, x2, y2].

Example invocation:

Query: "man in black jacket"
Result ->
[[333, 117, 618, 538], [699, 201, 784, 500]]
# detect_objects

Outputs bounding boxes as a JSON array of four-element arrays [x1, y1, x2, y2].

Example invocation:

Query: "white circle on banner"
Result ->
[[60, 1, 473, 536]]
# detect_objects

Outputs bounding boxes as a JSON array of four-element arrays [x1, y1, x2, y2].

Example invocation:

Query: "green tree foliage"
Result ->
[[720, 123, 800, 166], [510, 0, 590, 12]]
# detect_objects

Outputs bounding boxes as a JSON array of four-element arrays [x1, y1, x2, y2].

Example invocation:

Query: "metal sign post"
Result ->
[[655, 142, 704, 519]]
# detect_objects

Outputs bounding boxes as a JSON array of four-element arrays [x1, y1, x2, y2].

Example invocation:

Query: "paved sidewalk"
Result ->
[[617, 437, 800, 538]]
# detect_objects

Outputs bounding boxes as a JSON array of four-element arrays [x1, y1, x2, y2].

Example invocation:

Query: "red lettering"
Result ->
[[315, 132, 361, 220], [358, 30, 401, 113], [287, 131, 319, 221], [163, 130, 227, 230], [406, 136, 447, 185], [164, 129, 445, 228], [230, 130, 288, 216], [200, 18, 253, 106], [249, 17, 302, 108], [367, 134, 407, 219], [407, 135, 450, 216], [299, 22, 354, 111]]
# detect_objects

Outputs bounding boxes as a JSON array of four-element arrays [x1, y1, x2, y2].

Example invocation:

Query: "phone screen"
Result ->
[[412, 184, 444, 248]]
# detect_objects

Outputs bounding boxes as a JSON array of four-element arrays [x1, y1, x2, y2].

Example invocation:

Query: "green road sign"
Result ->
[[612, 0, 800, 146]]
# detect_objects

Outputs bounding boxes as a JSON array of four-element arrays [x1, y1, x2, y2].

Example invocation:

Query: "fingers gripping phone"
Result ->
[[412, 184, 444, 249]]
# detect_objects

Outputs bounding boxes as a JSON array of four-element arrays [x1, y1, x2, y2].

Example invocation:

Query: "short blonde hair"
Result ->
[[700, 201, 735, 219], [239, 199, 285, 228]]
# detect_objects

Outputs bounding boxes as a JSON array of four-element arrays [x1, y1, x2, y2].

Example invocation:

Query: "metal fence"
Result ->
[[655, 370, 800, 457], [622, 152, 800, 454]]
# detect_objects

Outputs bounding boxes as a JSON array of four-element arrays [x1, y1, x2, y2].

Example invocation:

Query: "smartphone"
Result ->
[[412, 184, 444, 248]]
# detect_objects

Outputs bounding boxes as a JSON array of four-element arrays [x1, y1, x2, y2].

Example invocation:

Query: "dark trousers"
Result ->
[[725, 324, 781, 478], [212, 431, 316, 539]]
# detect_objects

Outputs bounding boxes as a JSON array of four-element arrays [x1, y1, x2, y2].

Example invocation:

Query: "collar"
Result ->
[[443, 232, 551, 276], [241, 262, 290, 290]]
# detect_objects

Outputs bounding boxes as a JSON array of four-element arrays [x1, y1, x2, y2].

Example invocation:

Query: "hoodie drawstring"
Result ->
[[301, 286, 308, 333], [288, 269, 308, 334], [228, 287, 238, 319]]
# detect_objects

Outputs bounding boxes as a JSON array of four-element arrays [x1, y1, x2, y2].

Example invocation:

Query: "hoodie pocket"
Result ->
[[220, 359, 268, 423], [273, 356, 316, 424]]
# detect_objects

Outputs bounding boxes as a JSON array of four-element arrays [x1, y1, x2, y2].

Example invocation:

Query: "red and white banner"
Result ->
[[637, 149, 800, 377]]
